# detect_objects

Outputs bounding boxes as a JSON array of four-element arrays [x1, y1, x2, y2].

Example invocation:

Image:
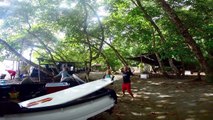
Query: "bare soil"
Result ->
[[90, 75, 213, 120]]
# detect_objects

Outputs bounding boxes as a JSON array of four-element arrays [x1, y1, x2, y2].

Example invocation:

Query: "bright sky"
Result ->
[[0, 19, 3, 26], [97, 6, 109, 17], [0, 0, 10, 7]]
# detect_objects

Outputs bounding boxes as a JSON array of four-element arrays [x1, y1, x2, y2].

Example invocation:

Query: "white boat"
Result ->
[[0, 75, 117, 120]]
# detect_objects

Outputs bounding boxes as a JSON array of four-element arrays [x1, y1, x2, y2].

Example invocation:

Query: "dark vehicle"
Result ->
[[0, 74, 6, 79]]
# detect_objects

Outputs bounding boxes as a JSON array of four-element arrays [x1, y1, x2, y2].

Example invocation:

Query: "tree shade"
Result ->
[[0, 0, 212, 81]]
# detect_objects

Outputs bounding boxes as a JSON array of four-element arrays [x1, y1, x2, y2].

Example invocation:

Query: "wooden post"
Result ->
[[38, 59, 41, 82]]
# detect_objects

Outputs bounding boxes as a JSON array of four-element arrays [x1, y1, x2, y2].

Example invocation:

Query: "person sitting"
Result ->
[[54, 67, 72, 82]]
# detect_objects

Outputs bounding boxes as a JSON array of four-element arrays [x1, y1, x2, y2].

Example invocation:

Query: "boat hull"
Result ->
[[1, 92, 116, 120], [0, 76, 117, 120]]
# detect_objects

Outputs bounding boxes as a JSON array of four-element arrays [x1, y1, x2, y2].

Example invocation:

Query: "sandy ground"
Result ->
[[90, 74, 213, 120]]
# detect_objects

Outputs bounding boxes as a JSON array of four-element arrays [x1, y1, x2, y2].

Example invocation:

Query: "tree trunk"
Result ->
[[169, 59, 180, 76], [104, 41, 128, 66], [155, 53, 169, 77], [0, 38, 52, 76], [86, 3, 105, 60], [206, 58, 213, 82], [132, 0, 179, 76], [48, 47, 67, 62], [83, 1, 92, 81], [155, 0, 208, 72], [26, 16, 60, 73], [81, 31, 128, 66], [152, 29, 168, 76], [28, 31, 60, 72]]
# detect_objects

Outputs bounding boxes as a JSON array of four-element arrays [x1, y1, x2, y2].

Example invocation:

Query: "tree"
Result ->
[[0, 38, 52, 76], [155, 0, 212, 81], [131, 0, 180, 77]]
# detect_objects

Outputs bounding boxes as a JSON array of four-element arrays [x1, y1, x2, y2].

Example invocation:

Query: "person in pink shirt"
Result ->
[[6, 70, 16, 80]]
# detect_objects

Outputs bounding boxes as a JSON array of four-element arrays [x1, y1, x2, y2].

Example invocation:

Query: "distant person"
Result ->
[[54, 67, 72, 82], [21, 74, 34, 84], [103, 65, 115, 85], [6, 70, 16, 80], [103, 65, 112, 78], [121, 65, 134, 98]]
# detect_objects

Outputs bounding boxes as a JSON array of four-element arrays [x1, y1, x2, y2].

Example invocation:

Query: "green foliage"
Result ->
[[102, 47, 122, 70], [0, 0, 212, 73]]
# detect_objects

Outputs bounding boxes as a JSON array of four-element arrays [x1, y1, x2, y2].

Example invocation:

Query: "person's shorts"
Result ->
[[122, 83, 131, 92]]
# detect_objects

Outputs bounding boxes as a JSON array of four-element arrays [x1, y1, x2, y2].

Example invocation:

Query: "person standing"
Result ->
[[121, 65, 134, 98]]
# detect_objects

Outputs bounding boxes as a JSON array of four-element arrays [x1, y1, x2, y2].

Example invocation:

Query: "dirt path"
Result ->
[[90, 75, 213, 120]]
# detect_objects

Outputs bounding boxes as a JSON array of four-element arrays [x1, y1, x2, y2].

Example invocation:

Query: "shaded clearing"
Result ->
[[90, 75, 213, 120]]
